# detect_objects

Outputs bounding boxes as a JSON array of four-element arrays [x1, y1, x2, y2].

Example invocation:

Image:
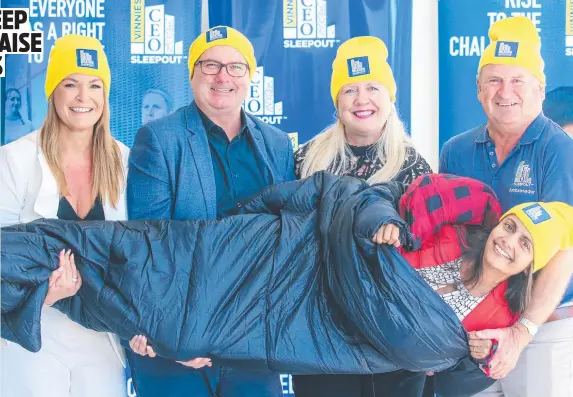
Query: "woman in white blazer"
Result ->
[[0, 34, 128, 397]]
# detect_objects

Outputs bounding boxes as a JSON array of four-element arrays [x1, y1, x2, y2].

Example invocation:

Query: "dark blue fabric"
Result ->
[[198, 109, 268, 219], [126, 101, 295, 221], [293, 371, 426, 397], [127, 350, 281, 397], [439, 113, 573, 306], [57, 196, 105, 221], [1, 172, 469, 374]]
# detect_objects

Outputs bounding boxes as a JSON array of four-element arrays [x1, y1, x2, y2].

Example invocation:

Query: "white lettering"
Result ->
[[505, 0, 541, 8], [28, 0, 105, 18]]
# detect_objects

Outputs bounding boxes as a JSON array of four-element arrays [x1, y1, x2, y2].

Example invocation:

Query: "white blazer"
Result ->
[[0, 130, 129, 367]]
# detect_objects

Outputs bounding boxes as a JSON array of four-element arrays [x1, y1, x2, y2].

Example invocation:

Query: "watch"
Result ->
[[517, 317, 539, 337]]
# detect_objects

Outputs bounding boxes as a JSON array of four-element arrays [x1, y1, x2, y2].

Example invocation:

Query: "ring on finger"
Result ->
[[72, 277, 78, 283]]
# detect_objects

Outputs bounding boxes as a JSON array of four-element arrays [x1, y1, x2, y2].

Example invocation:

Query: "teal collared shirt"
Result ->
[[198, 109, 267, 219]]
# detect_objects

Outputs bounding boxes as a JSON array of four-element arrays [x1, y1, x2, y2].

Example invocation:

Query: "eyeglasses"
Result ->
[[195, 60, 249, 77]]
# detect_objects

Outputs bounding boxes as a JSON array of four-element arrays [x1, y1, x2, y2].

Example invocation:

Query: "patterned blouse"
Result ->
[[417, 257, 488, 321], [294, 142, 433, 187]]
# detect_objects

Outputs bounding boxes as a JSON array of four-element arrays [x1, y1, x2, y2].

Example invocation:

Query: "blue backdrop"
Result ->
[[1, 1, 412, 396], [438, 0, 573, 149], [209, 0, 413, 150], [1, 0, 201, 147]]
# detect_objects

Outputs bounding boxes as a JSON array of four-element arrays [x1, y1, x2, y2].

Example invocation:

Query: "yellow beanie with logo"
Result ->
[[501, 202, 573, 272], [330, 36, 397, 106], [478, 16, 545, 85], [188, 26, 257, 80], [45, 34, 111, 100]]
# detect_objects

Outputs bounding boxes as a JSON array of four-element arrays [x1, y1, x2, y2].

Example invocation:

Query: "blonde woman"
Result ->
[[0, 34, 128, 397], [294, 36, 433, 397]]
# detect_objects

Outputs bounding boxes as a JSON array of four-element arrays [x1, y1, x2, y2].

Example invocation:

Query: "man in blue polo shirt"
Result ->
[[126, 26, 293, 397], [440, 17, 573, 397]]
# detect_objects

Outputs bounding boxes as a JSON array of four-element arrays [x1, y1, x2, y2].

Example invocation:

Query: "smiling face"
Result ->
[[483, 214, 534, 279], [190, 46, 250, 116], [477, 64, 544, 132], [336, 80, 392, 144], [52, 73, 105, 133]]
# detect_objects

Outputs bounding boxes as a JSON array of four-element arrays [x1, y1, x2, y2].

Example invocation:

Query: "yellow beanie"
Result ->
[[188, 26, 257, 80], [330, 36, 397, 106], [45, 34, 111, 100], [478, 16, 545, 85], [501, 202, 573, 272]]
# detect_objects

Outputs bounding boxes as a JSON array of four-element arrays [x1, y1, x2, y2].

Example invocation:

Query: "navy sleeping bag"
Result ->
[[1, 171, 469, 375]]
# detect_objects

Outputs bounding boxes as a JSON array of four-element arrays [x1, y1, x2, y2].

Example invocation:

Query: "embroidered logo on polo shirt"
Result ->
[[522, 203, 551, 224], [514, 161, 533, 187]]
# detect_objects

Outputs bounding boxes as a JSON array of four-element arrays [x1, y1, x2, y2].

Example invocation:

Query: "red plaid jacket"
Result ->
[[398, 173, 519, 332]]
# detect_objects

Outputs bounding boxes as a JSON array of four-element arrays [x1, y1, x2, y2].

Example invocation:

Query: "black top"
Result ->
[[294, 143, 433, 187], [57, 196, 105, 221]]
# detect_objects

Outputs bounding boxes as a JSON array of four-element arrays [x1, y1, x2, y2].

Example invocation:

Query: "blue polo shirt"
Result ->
[[198, 109, 267, 219], [440, 113, 573, 306]]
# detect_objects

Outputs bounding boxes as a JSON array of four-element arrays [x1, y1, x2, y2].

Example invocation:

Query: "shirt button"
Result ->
[[487, 142, 491, 146], [489, 152, 494, 155], [492, 164, 497, 168]]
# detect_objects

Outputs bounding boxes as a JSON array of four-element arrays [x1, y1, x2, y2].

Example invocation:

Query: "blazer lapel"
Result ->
[[245, 116, 276, 185], [185, 104, 217, 219]]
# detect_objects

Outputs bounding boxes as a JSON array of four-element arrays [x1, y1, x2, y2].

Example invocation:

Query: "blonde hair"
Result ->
[[299, 104, 412, 184], [39, 93, 125, 208]]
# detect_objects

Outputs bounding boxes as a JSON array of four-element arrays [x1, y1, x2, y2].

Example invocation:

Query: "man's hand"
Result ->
[[372, 224, 401, 247], [176, 357, 213, 369], [473, 324, 532, 379], [129, 335, 212, 369]]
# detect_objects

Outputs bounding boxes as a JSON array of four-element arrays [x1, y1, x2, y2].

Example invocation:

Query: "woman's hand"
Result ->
[[468, 331, 494, 360], [372, 224, 401, 247], [176, 357, 213, 369], [129, 335, 212, 368], [44, 249, 82, 306]]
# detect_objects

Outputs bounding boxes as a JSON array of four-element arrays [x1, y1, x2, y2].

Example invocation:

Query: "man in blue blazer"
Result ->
[[126, 26, 294, 397]]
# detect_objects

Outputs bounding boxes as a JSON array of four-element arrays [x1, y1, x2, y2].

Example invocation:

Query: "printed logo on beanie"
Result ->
[[347, 56, 370, 77], [495, 41, 519, 58], [207, 27, 228, 43], [76, 49, 98, 69], [523, 203, 551, 224]]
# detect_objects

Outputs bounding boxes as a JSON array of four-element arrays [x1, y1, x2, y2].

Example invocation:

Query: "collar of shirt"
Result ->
[[348, 142, 378, 158], [197, 107, 249, 142], [474, 112, 548, 146]]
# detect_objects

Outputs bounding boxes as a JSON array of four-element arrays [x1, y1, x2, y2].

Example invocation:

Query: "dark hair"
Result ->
[[543, 86, 573, 128], [458, 224, 532, 314]]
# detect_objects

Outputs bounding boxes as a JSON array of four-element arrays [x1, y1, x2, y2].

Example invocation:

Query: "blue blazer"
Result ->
[[127, 102, 295, 221]]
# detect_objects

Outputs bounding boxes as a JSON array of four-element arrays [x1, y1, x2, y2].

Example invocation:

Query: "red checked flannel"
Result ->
[[398, 173, 519, 333]]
